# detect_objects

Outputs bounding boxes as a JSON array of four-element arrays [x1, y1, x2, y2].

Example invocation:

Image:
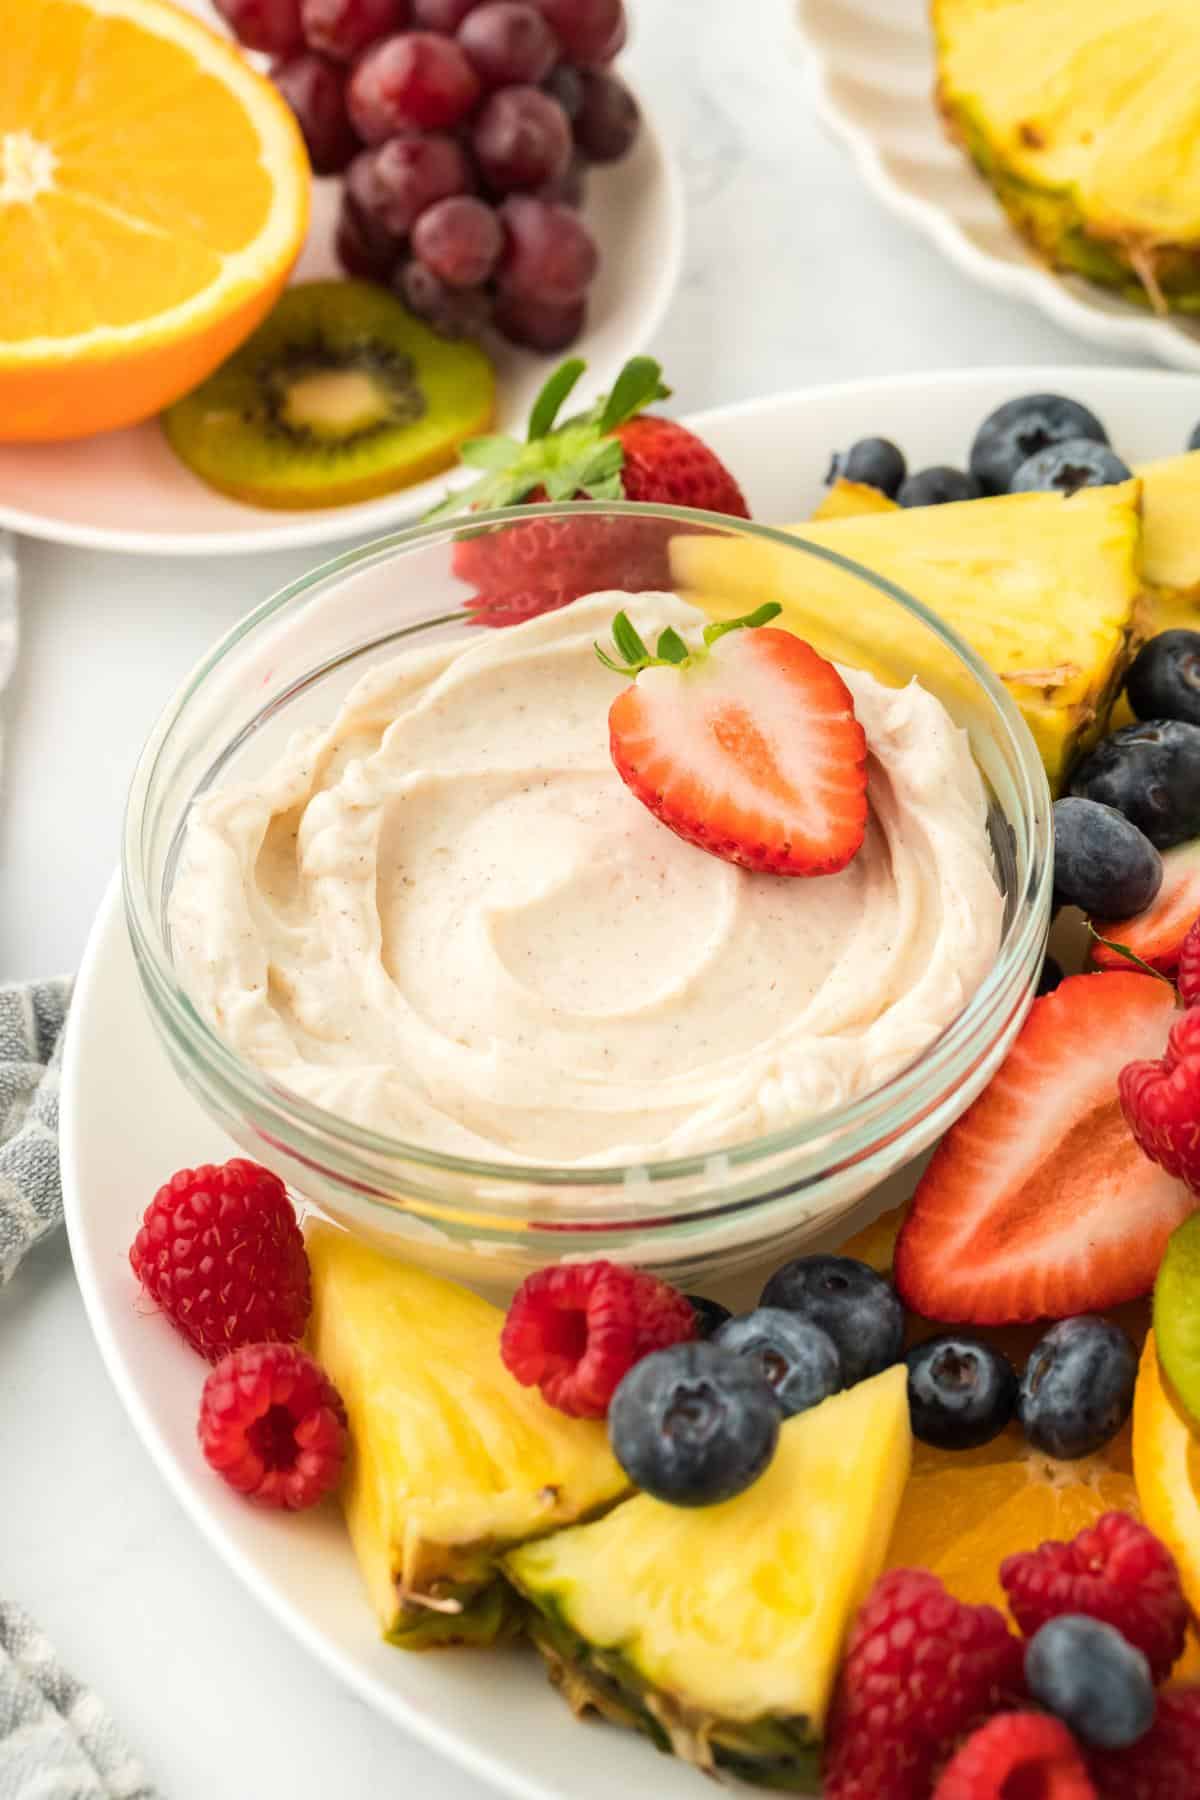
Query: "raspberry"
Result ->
[[1087, 1686, 1200, 1800], [1179, 917, 1200, 1007], [932, 1713, 1096, 1800], [499, 1260, 696, 1418], [129, 1158, 310, 1362], [822, 1568, 1025, 1800], [1001, 1511, 1189, 1684], [1119, 1006, 1200, 1190], [198, 1343, 347, 1510]]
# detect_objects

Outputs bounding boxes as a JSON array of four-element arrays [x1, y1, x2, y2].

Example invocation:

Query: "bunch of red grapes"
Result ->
[[215, 0, 640, 350]]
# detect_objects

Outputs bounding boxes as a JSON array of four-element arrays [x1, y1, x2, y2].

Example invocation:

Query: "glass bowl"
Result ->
[[124, 502, 1052, 1296]]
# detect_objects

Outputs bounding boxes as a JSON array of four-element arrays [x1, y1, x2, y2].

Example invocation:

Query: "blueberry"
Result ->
[[1188, 420, 1200, 452], [969, 394, 1109, 495], [828, 436, 907, 498], [1009, 438, 1132, 496], [686, 1294, 732, 1340], [759, 1255, 904, 1387], [1018, 1316, 1137, 1460], [715, 1307, 842, 1418], [1126, 630, 1200, 729], [905, 1334, 1018, 1450], [1052, 797, 1163, 917], [896, 465, 982, 508], [1068, 719, 1200, 851], [1025, 1615, 1156, 1750], [608, 1342, 780, 1507], [1037, 955, 1064, 996]]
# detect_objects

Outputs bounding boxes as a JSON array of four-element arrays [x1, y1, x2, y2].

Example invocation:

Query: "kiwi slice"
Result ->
[[163, 280, 495, 510]]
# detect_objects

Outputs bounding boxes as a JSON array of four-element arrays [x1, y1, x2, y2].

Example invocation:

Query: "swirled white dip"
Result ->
[[169, 592, 1003, 1166]]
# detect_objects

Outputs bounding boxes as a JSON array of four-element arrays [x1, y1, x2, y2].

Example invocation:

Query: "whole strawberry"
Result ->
[[129, 1158, 310, 1361], [429, 355, 749, 627]]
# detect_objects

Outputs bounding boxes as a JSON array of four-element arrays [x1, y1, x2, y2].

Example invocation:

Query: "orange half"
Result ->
[[1, 0, 310, 440]]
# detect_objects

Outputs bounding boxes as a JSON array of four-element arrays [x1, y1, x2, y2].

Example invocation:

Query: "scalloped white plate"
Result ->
[[0, 18, 682, 558], [63, 364, 1200, 1799], [795, 0, 1200, 373]]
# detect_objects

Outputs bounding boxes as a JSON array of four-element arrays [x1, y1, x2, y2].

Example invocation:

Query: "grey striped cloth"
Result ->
[[0, 980, 159, 1800]]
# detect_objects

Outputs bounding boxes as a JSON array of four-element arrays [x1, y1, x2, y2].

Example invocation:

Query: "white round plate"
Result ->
[[0, 92, 681, 557], [63, 365, 1200, 1799], [794, 0, 1200, 373]]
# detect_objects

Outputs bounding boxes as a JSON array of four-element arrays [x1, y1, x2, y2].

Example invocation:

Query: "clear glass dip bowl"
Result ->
[[124, 503, 1052, 1296]]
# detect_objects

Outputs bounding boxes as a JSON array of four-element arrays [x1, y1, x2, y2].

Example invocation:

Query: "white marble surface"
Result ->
[[0, 2, 1157, 1796]]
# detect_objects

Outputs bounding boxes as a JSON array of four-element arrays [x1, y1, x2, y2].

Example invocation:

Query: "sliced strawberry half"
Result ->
[[894, 972, 1197, 1324], [1092, 838, 1200, 972], [598, 605, 869, 877]]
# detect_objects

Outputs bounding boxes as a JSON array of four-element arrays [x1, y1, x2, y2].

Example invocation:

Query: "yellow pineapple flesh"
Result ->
[[933, 0, 1200, 314], [306, 1223, 627, 1647], [504, 1367, 911, 1789], [672, 481, 1145, 793]]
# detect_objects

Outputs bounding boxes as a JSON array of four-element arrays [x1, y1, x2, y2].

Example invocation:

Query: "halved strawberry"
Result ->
[[894, 972, 1197, 1324], [597, 605, 869, 877], [1092, 838, 1200, 972]]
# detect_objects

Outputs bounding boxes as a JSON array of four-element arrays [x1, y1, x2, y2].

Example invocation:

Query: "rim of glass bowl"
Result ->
[[124, 500, 1052, 1212]]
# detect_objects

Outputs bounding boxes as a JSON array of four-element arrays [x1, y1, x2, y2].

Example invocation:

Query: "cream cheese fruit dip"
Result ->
[[169, 591, 1004, 1167]]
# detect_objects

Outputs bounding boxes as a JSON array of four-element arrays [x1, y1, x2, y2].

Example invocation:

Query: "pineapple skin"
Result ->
[[931, 0, 1200, 315], [306, 1224, 628, 1649], [505, 1369, 911, 1792]]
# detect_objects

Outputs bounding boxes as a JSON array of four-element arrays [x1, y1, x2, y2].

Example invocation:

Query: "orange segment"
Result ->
[[885, 1424, 1139, 1618], [0, 0, 309, 439]]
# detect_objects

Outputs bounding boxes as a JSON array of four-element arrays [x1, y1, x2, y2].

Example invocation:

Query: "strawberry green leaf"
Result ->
[[656, 627, 689, 664], [612, 610, 651, 668], [702, 601, 782, 647], [458, 434, 523, 470], [598, 356, 669, 434], [527, 358, 587, 442]]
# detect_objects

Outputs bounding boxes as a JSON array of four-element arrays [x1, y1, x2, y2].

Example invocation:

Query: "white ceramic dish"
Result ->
[[0, 108, 681, 558], [794, 0, 1200, 373], [63, 366, 1200, 1799]]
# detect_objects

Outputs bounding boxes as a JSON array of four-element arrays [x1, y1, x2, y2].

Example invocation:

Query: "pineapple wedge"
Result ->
[[306, 1224, 627, 1647], [672, 481, 1144, 792], [505, 1367, 911, 1791], [933, 0, 1200, 314], [809, 478, 897, 522], [1140, 451, 1200, 632]]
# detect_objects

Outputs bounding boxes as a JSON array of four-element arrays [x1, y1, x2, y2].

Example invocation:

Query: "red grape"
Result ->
[[215, 0, 304, 55], [348, 32, 481, 140], [301, 0, 408, 60], [272, 53, 361, 174], [497, 193, 597, 302], [542, 62, 583, 120], [345, 133, 473, 238], [472, 86, 570, 192], [412, 0, 479, 26], [336, 192, 403, 279], [493, 287, 585, 352], [412, 195, 503, 286], [532, 0, 619, 63], [591, 4, 625, 64], [458, 3, 558, 88], [574, 68, 638, 161], [397, 260, 494, 338], [534, 151, 585, 206]]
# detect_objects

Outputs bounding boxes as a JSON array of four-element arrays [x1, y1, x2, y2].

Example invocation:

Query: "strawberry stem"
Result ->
[[1085, 923, 1177, 991], [527, 357, 586, 440], [595, 601, 782, 678]]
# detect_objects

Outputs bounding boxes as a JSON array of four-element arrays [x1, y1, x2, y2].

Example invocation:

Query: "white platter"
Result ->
[[0, 68, 681, 558], [794, 0, 1200, 374], [62, 366, 1200, 1799]]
